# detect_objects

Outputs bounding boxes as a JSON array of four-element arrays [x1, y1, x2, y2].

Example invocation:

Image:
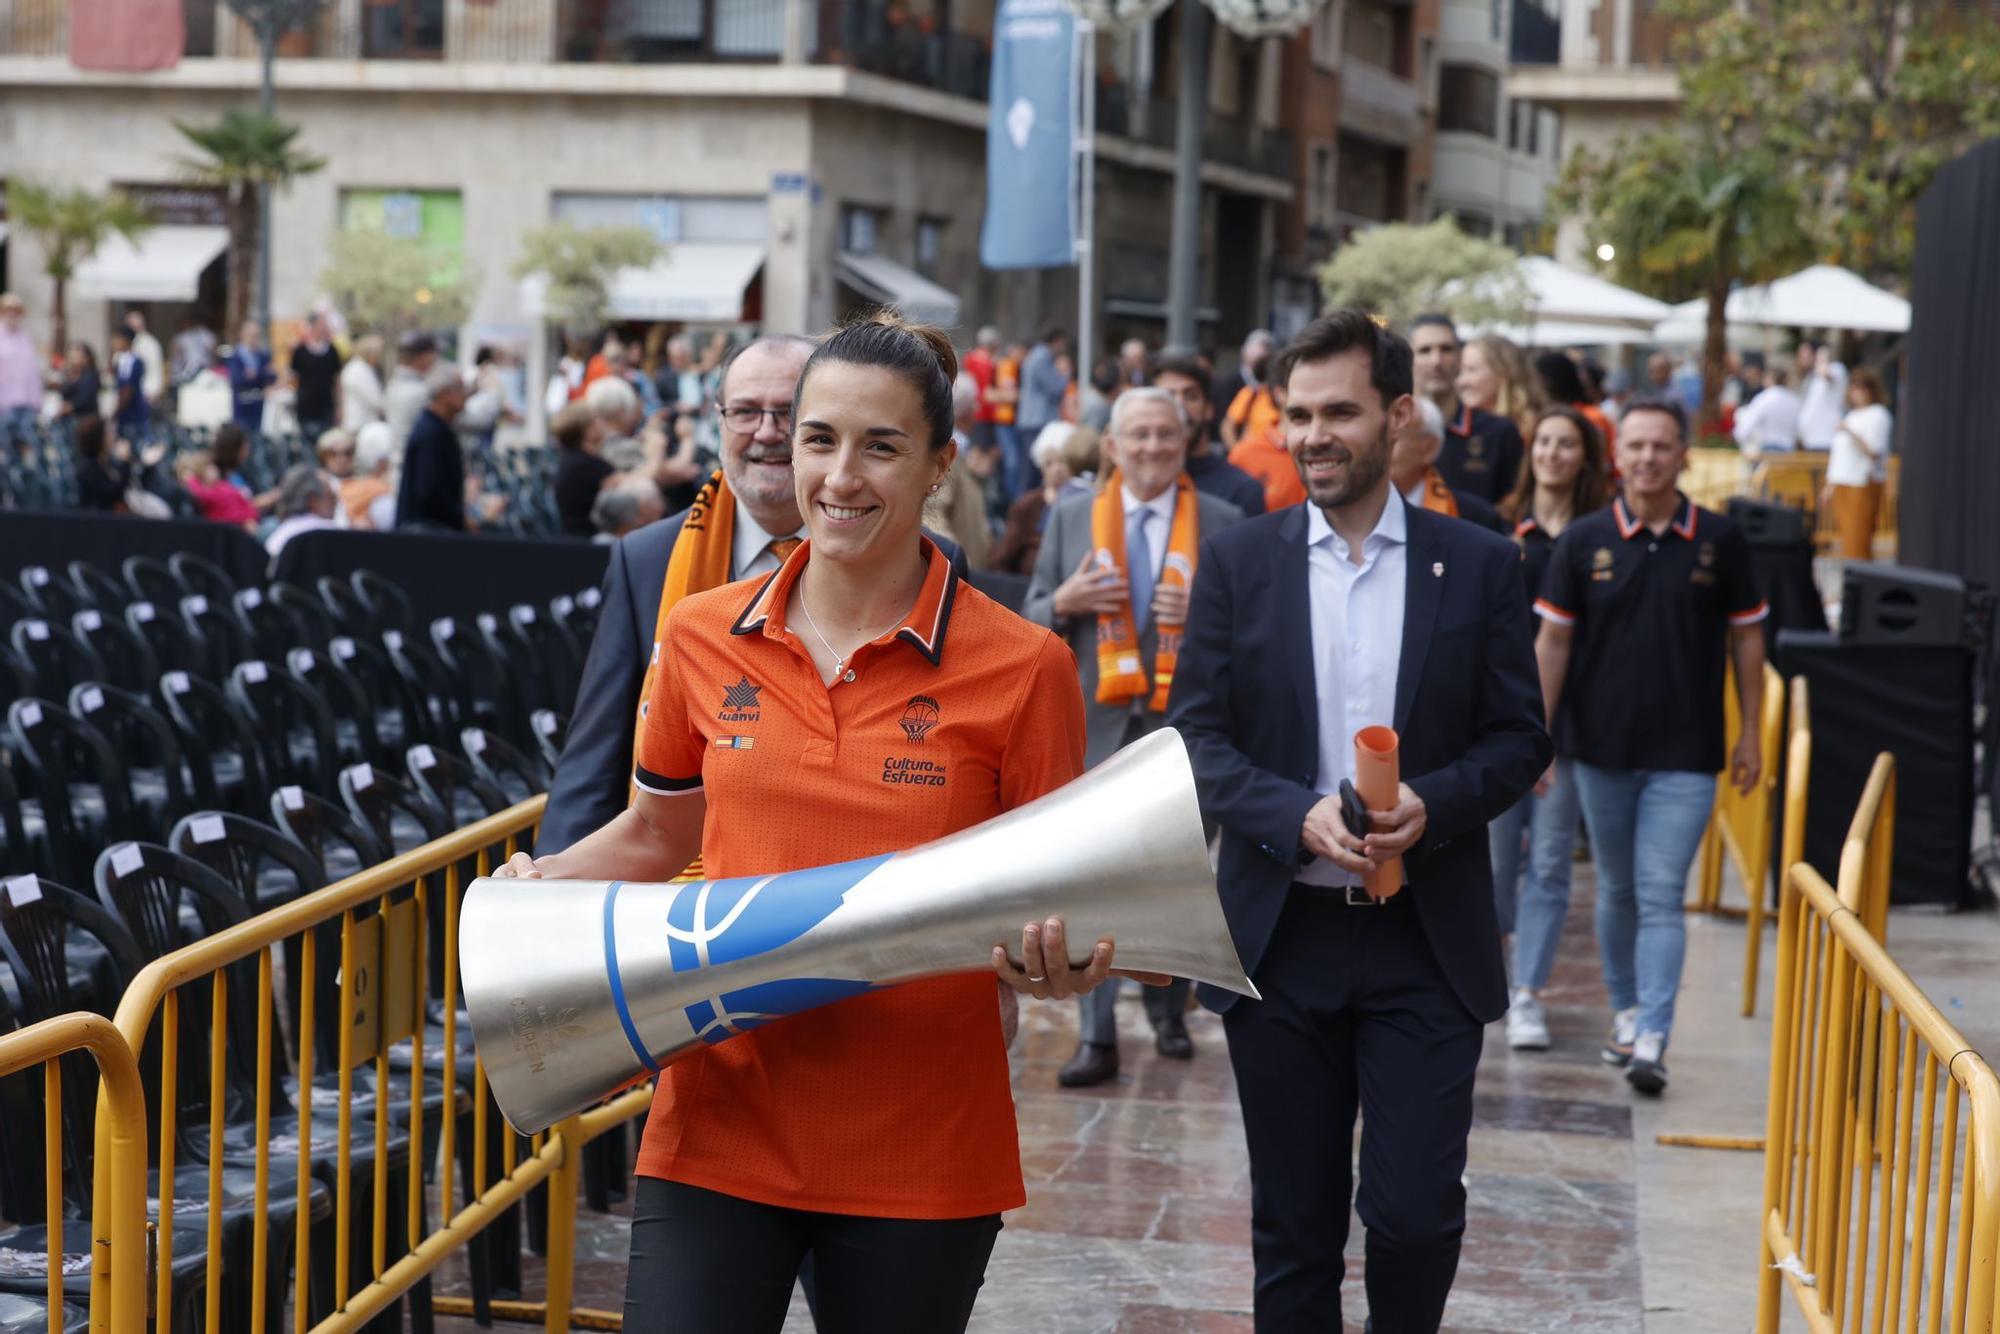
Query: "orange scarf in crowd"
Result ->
[[1092, 472, 1200, 713], [1417, 467, 1459, 518]]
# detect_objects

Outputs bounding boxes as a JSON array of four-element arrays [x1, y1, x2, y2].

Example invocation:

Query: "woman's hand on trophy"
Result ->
[[493, 851, 543, 879], [992, 917, 1171, 1000]]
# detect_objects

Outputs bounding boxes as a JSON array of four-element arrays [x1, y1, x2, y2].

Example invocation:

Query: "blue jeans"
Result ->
[[1488, 758, 1580, 991], [1571, 764, 1717, 1046], [2, 406, 36, 450]]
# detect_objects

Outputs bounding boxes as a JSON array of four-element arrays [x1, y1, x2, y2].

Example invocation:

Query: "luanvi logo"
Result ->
[[719, 675, 763, 723]]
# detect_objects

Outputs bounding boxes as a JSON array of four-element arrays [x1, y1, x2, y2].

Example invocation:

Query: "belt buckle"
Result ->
[[1344, 884, 1383, 907]]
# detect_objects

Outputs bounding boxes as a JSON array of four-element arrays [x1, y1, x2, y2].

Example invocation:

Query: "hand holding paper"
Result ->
[[1353, 726, 1405, 900]]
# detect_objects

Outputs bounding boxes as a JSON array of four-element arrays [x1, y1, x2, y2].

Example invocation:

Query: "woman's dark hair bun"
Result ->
[[796, 308, 961, 451]]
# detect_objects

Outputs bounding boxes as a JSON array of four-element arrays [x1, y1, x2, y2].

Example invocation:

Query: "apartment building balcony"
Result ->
[[1339, 57, 1425, 147]]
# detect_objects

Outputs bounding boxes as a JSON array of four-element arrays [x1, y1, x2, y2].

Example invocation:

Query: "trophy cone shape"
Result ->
[[461, 728, 1255, 1134]]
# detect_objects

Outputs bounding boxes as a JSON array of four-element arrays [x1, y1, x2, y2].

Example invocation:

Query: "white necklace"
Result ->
[[797, 592, 898, 681]]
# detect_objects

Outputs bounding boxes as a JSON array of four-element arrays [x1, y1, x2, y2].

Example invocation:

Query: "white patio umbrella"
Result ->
[[1650, 264, 1912, 341], [1465, 318, 1660, 348], [1516, 256, 1674, 326]]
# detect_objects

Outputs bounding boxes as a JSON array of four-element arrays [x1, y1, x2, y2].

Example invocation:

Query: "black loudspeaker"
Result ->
[[1838, 562, 1970, 647], [1728, 497, 1812, 546], [1776, 630, 1975, 908]]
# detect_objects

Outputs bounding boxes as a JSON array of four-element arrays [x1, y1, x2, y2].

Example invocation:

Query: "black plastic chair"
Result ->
[[349, 570, 410, 634], [270, 785, 388, 886], [65, 560, 127, 612], [233, 586, 304, 662], [123, 599, 205, 678], [168, 551, 239, 606], [382, 628, 461, 743], [433, 616, 526, 748], [529, 709, 568, 774], [178, 593, 251, 683], [69, 607, 160, 695], [0, 644, 36, 725], [328, 635, 425, 760], [168, 809, 324, 916], [66, 681, 194, 831], [0, 762, 27, 878], [158, 669, 270, 816], [271, 582, 337, 652], [229, 660, 340, 798], [6, 699, 138, 886], [121, 555, 180, 607], [315, 576, 374, 640], [9, 618, 107, 692], [338, 763, 447, 859], [405, 744, 509, 828], [507, 602, 583, 711], [458, 726, 548, 805], [17, 566, 82, 623], [0, 584, 38, 641]]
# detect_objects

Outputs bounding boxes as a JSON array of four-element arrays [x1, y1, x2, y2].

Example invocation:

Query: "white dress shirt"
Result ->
[[1297, 491, 1409, 887], [730, 498, 806, 580], [1119, 482, 1175, 587], [1732, 385, 1802, 454], [1797, 361, 1849, 450]]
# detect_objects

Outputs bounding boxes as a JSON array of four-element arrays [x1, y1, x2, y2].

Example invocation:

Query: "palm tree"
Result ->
[[6, 181, 153, 355], [174, 107, 326, 334]]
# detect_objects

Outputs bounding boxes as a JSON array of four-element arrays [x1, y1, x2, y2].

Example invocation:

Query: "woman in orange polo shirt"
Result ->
[[499, 313, 1143, 1332]]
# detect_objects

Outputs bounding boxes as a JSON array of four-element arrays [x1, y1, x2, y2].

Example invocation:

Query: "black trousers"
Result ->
[[1222, 889, 1484, 1334], [621, 1178, 1001, 1334]]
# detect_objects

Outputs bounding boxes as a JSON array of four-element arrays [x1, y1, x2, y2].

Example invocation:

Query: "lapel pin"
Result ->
[[1432, 562, 1444, 577]]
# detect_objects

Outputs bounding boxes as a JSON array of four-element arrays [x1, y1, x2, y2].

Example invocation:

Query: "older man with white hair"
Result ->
[[1024, 385, 1246, 1087], [1389, 393, 1506, 533]]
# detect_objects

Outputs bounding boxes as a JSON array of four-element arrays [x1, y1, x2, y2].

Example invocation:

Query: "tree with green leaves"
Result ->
[[321, 229, 480, 339], [1555, 131, 1813, 434], [509, 221, 664, 337], [5, 181, 153, 354], [174, 107, 326, 333], [1318, 218, 1530, 332], [1664, 0, 2000, 282]]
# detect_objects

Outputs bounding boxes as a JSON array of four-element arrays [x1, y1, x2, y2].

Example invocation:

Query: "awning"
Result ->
[[73, 225, 229, 302], [1518, 256, 1671, 324], [518, 242, 765, 323], [1467, 318, 1658, 348], [1652, 264, 1912, 340], [835, 251, 962, 328]]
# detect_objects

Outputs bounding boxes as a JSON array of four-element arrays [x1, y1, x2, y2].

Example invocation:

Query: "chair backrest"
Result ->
[[179, 590, 254, 682], [158, 668, 270, 815], [10, 616, 107, 689], [168, 550, 239, 605], [270, 581, 336, 652], [7, 698, 137, 885], [406, 742, 509, 826], [459, 725, 548, 804], [315, 575, 374, 640], [70, 607, 160, 695], [0, 757, 26, 877], [18, 564, 83, 623], [168, 809, 326, 912], [123, 598, 203, 677], [270, 783, 389, 882], [0, 642, 36, 721], [350, 569, 411, 633], [530, 709, 569, 772], [232, 585, 304, 662], [383, 626, 461, 741], [0, 581, 39, 639], [508, 602, 583, 708], [121, 554, 180, 607], [68, 680, 194, 826], [435, 615, 526, 747], [66, 560, 128, 611], [94, 840, 251, 961], [228, 659, 339, 796], [338, 761, 448, 855]]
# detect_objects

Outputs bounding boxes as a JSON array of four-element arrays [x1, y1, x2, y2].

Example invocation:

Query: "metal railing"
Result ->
[[1756, 859, 1999, 1332], [0, 1013, 148, 1334], [1691, 663, 1787, 1014]]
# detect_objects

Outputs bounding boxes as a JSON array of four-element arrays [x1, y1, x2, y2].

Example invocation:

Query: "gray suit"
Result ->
[[1024, 486, 1245, 1046]]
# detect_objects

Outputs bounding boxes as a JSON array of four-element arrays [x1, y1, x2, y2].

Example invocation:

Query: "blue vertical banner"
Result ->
[[981, 0, 1079, 270]]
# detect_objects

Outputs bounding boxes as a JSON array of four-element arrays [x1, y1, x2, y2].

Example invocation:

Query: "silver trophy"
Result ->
[[461, 728, 1256, 1134]]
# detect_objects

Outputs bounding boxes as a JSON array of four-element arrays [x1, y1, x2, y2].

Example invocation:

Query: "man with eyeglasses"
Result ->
[[539, 333, 971, 858]]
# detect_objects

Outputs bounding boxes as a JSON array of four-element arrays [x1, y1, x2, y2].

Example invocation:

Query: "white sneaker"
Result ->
[[1505, 990, 1551, 1050], [1626, 1032, 1669, 1095], [1601, 1007, 1639, 1066]]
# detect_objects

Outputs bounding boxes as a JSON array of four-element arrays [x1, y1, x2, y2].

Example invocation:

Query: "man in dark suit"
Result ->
[[1167, 310, 1550, 1332], [1023, 386, 1245, 1086], [540, 334, 968, 857]]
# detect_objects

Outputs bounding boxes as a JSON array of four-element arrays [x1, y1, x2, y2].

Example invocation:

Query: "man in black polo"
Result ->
[[1407, 313, 1523, 504], [1532, 394, 1767, 1096]]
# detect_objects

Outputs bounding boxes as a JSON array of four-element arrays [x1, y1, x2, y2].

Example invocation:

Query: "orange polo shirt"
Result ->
[[1228, 432, 1307, 511], [632, 537, 1086, 1218]]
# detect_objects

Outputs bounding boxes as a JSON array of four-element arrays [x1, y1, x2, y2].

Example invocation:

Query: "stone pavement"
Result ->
[[431, 856, 2000, 1333]]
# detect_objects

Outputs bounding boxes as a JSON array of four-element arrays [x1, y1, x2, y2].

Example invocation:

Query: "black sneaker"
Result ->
[[1626, 1032, 1668, 1095]]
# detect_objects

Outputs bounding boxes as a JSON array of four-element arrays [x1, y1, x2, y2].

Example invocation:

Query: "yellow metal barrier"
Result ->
[[85, 796, 617, 1334], [0, 1013, 149, 1334], [1840, 752, 1895, 944], [1756, 859, 1999, 1333], [1693, 663, 1786, 1013], [1749, 452, 1900, 557]]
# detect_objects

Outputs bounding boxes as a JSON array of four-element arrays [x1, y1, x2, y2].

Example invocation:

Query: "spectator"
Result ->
[[922, 372, 995, 569], [1536, 352, 1616, 460], [57, 341, 103, 420], [176, 448, 258, 530], [1645, 351, 1673, 395], [124, 309, 166, 408], [385, 331, 439, 449], [396, 364, 474, 532], [210, 422, 253, 494], [589, 473, 667, 542], [265, 463, 341, 558], [289, 311, 343, 442], [1825, 367, 1891, 560], [1795, 340, 1848, 451], [584, 374, 647, 471], [1152, 353, 1265, 517], [545, 333, 590, 416], [1404, 315, 1526, 503], [990, 340, 1023, 481], [339, 334, 387, 431], [1078, 358, 1119, 430], [1409, 312, 1461, 413], [989, 423, 1075, 575], [111, 328, 150, 441], [553, 400, 615, 539], [1060, 422, 1102, 499], [1226, 380, 1303, 512], [73, 416, 131, 512], [1014, 325, 1070, 496], [1731, 364, 1802, 457], [315, 426, 357, 490], [1117, 337, 1151, 388], [169, 315, 216, 391], [962, 324, 1002, 448], [1455, 334, 1544, 454], [227, 319, 274, 433], [0, 293, 40, 447], [1389, 396, 1505, 532], [343, 422, 397, 530], [463, 345, 522, 458], [1213, 329, 1273, 441]]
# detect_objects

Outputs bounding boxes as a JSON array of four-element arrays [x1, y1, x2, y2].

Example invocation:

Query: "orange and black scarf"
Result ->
[[1091, 473, 1200, 713]]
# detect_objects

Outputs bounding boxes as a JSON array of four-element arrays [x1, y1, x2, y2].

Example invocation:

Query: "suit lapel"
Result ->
[[1278, 506, 1319, 737], [1394, 509, 1445, 732]]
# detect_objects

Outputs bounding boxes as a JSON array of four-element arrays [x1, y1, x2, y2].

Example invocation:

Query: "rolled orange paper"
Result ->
[[1354, 725, 1403, 899]]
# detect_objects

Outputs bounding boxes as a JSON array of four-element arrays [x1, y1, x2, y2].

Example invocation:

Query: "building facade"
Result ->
[[1430, 0, 1561, 247]]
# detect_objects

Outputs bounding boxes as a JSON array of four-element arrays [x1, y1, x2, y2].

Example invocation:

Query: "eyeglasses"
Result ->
[[720, 404, 792, 431]]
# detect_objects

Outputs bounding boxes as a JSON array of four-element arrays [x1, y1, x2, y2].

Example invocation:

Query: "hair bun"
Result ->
[[858, 308, 959, 384]]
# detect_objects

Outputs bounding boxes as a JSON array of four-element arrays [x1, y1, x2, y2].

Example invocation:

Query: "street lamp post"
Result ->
[[225, 0, 329, 335]]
